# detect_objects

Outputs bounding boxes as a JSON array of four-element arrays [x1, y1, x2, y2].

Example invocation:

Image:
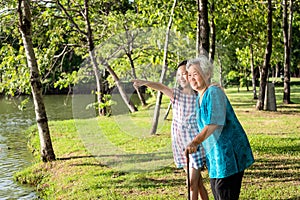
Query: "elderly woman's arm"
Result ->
[[186, 124, 219, 154]]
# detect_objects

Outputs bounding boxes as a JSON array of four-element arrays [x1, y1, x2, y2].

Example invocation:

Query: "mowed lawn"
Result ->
[[15, 80, 300, 200]]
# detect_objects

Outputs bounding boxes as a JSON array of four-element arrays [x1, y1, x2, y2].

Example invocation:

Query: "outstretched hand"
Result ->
[[131, 79, 147, 87]]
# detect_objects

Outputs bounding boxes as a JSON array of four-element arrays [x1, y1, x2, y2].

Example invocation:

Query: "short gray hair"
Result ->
[[186, 55, 214, 84]]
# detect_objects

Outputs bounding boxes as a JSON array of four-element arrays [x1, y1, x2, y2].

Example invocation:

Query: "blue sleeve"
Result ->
[[204, 86, 226, 126]]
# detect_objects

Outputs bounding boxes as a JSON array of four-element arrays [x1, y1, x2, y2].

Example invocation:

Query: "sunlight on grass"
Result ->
[[17, 80, 300, 199]]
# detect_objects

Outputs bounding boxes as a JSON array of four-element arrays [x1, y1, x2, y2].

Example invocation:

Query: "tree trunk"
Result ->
[[196, 0, 209, 56], [57, 0, 107, 115], [150, 0, 176, 135], [89, 50, 106, 115], [250, 44, 258, 99], [125, 32, 147, 107], [18, 0, 55, 162], [217, 54, 223, 87], [104, 62, 137, 113], [163, 102, 172, 120], [84, 0, 106, 115], [131, 63, 147, 107], [86, 0, 138, 114], [275, 62, 280, 80], [283, 0, 292, 104], [256, 0, 272, 110], [209, 0, 215, 63], [264, 83, 277, 111], [246, 73, 249, 91]]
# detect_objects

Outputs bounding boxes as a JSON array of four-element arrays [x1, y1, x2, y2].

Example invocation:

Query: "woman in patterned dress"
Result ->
[[185, 56, 254, 200], [133, 60, 209, 200]]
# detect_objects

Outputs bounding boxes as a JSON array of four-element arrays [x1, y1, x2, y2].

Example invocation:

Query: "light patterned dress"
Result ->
[[171, 88, 206, 169]]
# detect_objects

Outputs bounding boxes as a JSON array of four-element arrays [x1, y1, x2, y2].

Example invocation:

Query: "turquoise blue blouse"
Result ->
[[196, 85, 254, 178]]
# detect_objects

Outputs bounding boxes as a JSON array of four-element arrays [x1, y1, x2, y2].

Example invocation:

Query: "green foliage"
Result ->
[[86, 94, 115, 115], [1, 0, 300, 98], [17, 98, 29, 111], [0, 44, 30, 95], [214, 0, 289, 79], [54, 71, 79, 89], [225, 70, 240, 86]]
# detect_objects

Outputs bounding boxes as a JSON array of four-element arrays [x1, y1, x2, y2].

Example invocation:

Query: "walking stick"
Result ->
[[186, 150, 191, 200]]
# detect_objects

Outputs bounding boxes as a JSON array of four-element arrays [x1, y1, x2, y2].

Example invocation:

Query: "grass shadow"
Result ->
[[57, 151, 175, 173], [245, 156, 300, 183]]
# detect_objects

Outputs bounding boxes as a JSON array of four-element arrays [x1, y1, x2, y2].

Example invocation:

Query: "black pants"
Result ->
[[210, 171, 244, 200]]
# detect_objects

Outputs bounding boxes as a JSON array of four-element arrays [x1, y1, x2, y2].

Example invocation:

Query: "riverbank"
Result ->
[[15, 85, 300, 199]]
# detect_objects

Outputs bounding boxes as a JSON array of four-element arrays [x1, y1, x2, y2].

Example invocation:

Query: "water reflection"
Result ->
[[0, 95, 73, 199]]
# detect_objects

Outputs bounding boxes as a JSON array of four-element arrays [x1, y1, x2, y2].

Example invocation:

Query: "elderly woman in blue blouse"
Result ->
[[185, 56, 254, 200]]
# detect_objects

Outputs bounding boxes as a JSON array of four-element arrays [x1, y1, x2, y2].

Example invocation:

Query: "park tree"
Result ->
[[17, 0, 55, 162], [135, 0, 177, 134], [209, 0, 216, 63], [196, 0, 209, 55], [123, 27, 147, 107], [213, 0, 284, 107], [214, 0, 267, 98], [250, 44, 258, 99], [55, 0, 108, 115], [256, 0, 273, 110], [0, 0, 83, 96], [55, 0, 136, 114], [291, 1, 300, 77], [150, 0, 177, 134], [282, 0, 293, 104], [0, 1, 30, 96], [98, 10, 148, 107]]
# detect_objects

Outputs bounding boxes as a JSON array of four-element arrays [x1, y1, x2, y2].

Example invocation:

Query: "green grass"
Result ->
[[14, 79, 300, 200]]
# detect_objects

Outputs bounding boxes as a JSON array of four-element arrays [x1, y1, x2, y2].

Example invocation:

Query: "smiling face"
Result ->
[[187, 64, 208, 92], [176, 65, 190, 89]]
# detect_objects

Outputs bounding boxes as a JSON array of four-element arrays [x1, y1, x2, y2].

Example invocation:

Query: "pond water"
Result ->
[[0, 95, 73, 199]]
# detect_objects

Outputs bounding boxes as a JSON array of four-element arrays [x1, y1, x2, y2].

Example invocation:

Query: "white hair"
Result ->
[[186, 55, 214, 84]]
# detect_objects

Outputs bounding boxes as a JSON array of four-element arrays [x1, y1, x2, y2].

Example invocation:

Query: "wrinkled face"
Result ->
[[187, 65, 207, 91], [176, 65, 189, 88]]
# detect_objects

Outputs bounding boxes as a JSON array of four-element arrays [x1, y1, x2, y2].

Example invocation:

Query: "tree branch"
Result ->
[[56, 0, 87, 36]]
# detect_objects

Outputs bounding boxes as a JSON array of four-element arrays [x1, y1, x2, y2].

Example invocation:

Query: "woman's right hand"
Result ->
[[185, 141, 199, 154]]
